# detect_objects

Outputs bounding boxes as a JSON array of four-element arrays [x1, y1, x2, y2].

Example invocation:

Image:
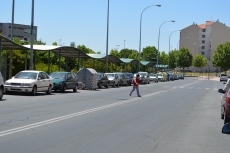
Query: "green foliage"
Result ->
[[159, 51, 169, 65], [212, 42, 230, 71], [193, 54, 207, 68], [177, 48, 193, 69], [141, 46, 157, 61], [168, 50, 178, 69]]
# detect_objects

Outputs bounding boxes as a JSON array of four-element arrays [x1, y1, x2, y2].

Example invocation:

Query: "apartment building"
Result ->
[[0, 22, 37, 41], [180, 20, 230, 72]]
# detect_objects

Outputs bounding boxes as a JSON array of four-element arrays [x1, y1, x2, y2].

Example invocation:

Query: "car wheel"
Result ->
[[0, 86, 3, 100], [62, 85, 66, 93], [46, 85, 52, 95], [31, 85, 37, 96], [73, 84, 78, 92], [112, 82, 115, 87], [99, 83, 102, 89], [105, 82, 109, 88]]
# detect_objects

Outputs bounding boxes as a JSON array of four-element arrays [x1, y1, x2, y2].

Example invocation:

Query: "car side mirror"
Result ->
[[218, 89, 225, 93], [222, 123, 230, 134], [12, 76, 14, 79]]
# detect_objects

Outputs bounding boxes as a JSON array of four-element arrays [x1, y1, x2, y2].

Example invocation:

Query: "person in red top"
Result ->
[[129, 74, 141, 97]]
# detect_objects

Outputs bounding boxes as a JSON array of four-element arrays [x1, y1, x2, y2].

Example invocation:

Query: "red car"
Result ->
[[218, 85, 230, 124]]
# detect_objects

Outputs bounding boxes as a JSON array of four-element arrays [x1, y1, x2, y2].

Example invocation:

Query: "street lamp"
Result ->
[[168, 30, 180, 70], [105, 0, 109, 72], [156, 20, 175, 73], [124, 40, 126, 49], [29, 0, 35, 70], [9, 0, 15, 78], [138, 4, 161, 72]]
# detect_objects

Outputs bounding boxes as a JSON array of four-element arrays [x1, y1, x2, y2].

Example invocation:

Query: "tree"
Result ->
[[160, 51, 169, 65], [168, 49, 178, 69], [212, 42, 230, 72], [141, 46, 157, 61], [193, 54, 207, 69], [177, 48, 193, 72]]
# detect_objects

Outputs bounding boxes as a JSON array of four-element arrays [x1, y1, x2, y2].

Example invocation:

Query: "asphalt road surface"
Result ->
[[0, 77, 229, 153]]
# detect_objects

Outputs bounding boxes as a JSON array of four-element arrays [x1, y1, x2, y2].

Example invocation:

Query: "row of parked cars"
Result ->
[[0, 70, 184, 100]]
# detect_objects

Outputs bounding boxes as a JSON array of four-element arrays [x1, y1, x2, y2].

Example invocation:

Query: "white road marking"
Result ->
[[0, 81, 198, 137]]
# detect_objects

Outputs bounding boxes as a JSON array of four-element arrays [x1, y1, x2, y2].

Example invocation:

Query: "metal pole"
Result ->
[[9, 0, 15, 78], [58, 48, 61, 71], [30, 0, 34, 70], [138, 4, 161, 72], [48, 50, 50, 73], [157, 20, 175, 73], [168, 30, 180, 70], [105, 0, 109, 72]]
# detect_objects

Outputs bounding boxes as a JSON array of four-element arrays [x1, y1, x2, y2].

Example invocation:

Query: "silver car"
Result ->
[[105, 73, 119, 87]]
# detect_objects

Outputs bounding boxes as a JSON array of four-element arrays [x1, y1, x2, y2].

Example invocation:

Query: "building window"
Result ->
[[201, 52, 204, 55], [202, 40, 205, 44], [202, 46, 205, 49], [202, 35, 205, 38], [202, 29, 206, 32]]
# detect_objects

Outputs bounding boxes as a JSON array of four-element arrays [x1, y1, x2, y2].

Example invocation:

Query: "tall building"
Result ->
[[0, 22, 37, 41], [180, 20, 230, 72]]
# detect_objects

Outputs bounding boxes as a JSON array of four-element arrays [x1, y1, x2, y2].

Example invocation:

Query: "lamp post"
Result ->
[[124, 40, 126, 49], [9, 0, 15, 78], [105, 0, 109, 72], [168, 30, 180, 70], [156, 20, 175, 73], [138, 4, 161, 72], [29, 0, 34, 70]]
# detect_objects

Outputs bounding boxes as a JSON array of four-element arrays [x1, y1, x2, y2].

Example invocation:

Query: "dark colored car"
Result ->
[[218, 83, 230, 124], [50, 72, 78, 92], [124, 72, 133, 86], [115, 72, 128, 86], [97, 73, 110, 88]]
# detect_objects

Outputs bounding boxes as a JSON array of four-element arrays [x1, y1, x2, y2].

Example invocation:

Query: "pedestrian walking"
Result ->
[[129, 74, 141, 97]]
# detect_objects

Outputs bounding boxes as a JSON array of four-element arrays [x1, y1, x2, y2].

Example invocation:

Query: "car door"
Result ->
[[42, 72, 52, 91], [66, 73, 75, 89], [37, 72, 45, 91]]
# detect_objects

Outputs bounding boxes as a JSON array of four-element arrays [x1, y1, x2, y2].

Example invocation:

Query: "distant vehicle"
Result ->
[[50, 72, 78, 92], [124, 72, 133, 86], [4, 70, 53, 95], [97, 72, 109, 88], [105, 73, 119, 87], [114, 72, 128, 86], [149, 73, 158, 82], [157, 73, 164, 82], [218, 81, 230, 124], [0, 72, 4, 100], [220, 73, 228, 82], [138, 72, 150, 84]]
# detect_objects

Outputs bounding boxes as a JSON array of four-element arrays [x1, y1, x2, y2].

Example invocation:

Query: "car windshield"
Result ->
[[106, 74, 115, 78], [50, 73, 66, 79], [98, 74, 102, 79], [157, 74, 163, 77], [149, 73, 156, 77], [14, 72, 37, 80], [139, 73, 146, 76], [125, 73, 133, 78]]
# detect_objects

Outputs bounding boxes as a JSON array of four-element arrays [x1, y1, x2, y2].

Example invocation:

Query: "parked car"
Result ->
[[178, 74, 184, 80], [105, 73, 119, 87], [138, 72, 150, 84], [4, 70, 53, 95], [220, 73, 228, 82], [149, 73, 158, 82], [115, 72, 128, 86], [218, 82, 230, 124], [157, 73, 164, 82], [124, 72, 133, 86], [97, 72, 109, 88], [0, 72, 4, 100], [50, 72, 78, 92]]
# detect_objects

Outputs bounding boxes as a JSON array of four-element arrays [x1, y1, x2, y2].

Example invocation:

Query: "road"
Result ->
[[0, 77, 229, 153]]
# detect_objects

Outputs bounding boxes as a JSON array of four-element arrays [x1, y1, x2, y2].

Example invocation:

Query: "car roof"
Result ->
[[21, 70, 44, 73]]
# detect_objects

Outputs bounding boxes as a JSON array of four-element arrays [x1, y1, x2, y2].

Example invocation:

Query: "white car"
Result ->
[[157, 73, 164, 82], [149, 73, 158, 82], [4, 70, 53, 95]]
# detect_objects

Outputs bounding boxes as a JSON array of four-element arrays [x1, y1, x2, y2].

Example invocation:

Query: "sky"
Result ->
[[0, 0, 229, 55]]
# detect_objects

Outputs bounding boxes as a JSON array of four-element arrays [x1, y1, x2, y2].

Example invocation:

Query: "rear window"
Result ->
[[220, 74, 227, 77]]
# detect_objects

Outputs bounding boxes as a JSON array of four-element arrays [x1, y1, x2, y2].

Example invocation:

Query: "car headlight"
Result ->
[[22, 83, 31, 87], [5, 82, 10, 85]]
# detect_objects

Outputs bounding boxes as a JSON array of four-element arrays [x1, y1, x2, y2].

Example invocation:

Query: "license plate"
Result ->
[[11, 87, 20, 90]]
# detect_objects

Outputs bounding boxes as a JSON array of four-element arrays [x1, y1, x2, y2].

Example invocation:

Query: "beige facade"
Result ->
[[0, 23, 37, 41], [180, 20, 230, 72]]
